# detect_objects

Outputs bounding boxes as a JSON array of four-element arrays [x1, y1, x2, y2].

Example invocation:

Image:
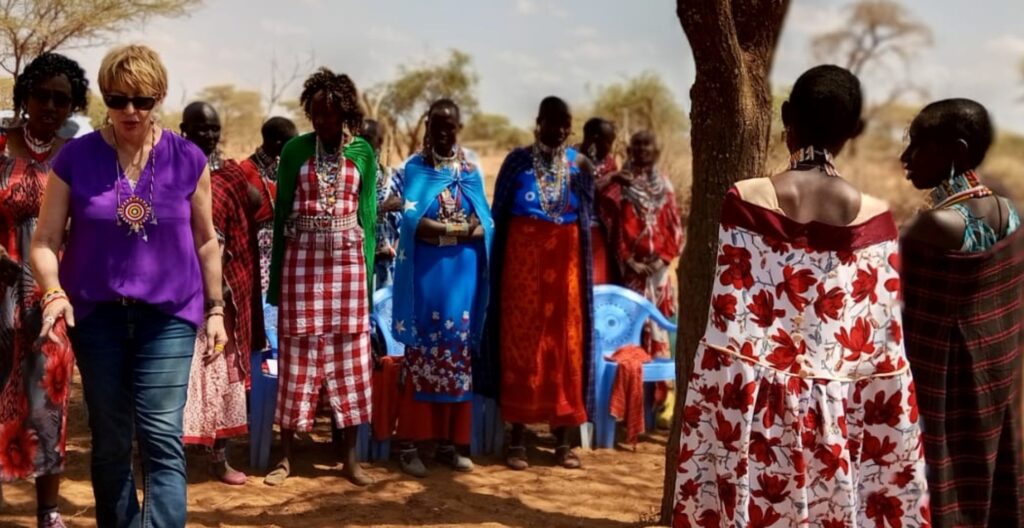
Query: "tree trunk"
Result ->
[[660, 1, 790, 524]]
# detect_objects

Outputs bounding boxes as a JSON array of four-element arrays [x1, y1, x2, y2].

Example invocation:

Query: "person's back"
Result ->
[[900, 98, 1024, 527], [771, 165, 862, 226], [672, 65, 929, 528]]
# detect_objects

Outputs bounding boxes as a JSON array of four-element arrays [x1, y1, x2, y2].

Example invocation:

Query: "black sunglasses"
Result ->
[[103, 94, 158, 111], [30, 89, 72, 108]]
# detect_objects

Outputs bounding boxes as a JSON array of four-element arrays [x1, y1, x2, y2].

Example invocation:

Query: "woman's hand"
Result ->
[[39, 297, 74, 344], [380, 194, 404, 214], [204, 314, 229, 364]]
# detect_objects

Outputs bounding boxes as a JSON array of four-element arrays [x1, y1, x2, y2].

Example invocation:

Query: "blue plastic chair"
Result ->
[[589, 284, 677, 449], [249, 301, 279, 472], [356, 287, 404, 461], [361, 286, 503, 459]]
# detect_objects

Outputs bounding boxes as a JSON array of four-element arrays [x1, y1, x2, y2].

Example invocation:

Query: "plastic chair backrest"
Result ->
[[263, 300, 278, 348], [592, 284, 677, 363], [373, 286, 404, 357]]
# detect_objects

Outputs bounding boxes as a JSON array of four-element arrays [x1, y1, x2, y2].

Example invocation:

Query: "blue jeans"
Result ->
[[71, 302, 196, 528]]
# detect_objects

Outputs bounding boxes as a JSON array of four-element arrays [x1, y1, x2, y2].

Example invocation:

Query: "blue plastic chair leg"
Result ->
[[356, 423, 372, 461], [596, 363, 618, 449], [249, 352, 278, 472], [644, 383, 657, 432]]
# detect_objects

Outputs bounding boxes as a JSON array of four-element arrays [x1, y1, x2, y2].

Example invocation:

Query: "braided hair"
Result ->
[[299, 67, 363, 133], [13, 52, 89, 119]]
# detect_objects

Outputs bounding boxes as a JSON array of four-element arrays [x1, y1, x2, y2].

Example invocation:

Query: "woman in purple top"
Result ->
[[29, 45, 227, 528]]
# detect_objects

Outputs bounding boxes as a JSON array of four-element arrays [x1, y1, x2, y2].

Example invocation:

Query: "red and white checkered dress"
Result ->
[[276, 157, 372, 431]]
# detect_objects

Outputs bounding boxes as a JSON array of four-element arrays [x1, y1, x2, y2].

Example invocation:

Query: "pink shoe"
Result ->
[[210, 448, 248, 485]]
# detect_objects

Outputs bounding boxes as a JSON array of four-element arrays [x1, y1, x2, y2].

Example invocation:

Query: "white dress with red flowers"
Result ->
[[673, 180, 930, 528]]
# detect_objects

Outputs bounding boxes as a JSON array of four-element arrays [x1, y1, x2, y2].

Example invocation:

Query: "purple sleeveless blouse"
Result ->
[[51, 130, 207, 327]]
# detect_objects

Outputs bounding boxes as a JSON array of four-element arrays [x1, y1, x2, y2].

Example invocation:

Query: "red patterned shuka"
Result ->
[[212, 160, 264, 377], [598, 169, 683, 358]]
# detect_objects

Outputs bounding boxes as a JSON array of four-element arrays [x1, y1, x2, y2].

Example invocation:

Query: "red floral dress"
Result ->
[[0, 140, 75, 481], [673, 181, 930, 528]]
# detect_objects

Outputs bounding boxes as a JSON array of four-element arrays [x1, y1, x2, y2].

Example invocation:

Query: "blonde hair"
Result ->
[[97, 44, 167, 97]]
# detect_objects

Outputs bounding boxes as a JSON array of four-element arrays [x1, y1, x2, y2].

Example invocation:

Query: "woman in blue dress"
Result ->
[[391, 99, 493, 477]]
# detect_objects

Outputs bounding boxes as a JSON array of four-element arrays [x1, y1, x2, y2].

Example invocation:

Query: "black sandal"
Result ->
[[505, 445, 529, 470]]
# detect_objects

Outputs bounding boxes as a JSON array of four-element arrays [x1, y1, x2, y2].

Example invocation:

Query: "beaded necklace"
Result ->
[[531, 142, 570, 220], [113, 126, 158, 241], [789, 146, 841, 177], [23, 126, 54, 163], [314, 135, 349, 214], [929, 170, 993, 210]]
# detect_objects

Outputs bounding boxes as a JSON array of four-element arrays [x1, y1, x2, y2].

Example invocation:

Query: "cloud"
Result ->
[[558, 40, 637, 62], [259, 18, 306, 37], [497, 51, 561, 85], [985, 34, 1024, 56], [366, 25, 412, 46], [785, 3, 844, 35], [515, 0, 568, 18], [570, 26, 598, 39]]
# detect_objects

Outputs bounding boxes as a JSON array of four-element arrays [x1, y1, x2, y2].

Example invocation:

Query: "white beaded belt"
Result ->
[[287, 213, 358, 233]]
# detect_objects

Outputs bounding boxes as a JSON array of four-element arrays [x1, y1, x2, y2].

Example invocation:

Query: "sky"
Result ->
[[65, 0, 1024, 133]]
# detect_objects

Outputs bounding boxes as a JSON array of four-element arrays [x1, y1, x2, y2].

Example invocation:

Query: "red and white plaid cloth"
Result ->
[[275, 156, 372, 430], [276, 333, 372, 430], [279, 158, 367, 337]]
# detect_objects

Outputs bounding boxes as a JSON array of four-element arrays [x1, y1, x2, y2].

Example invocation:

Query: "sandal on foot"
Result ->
[[400, 447, 428, 478], [505, 445, 529, 471], [436, 445, 473, 472], [263, 459, 290, 486], [342, 463, 374, 487], [37, 510, 65, 528], [555, 445, 582, 469]]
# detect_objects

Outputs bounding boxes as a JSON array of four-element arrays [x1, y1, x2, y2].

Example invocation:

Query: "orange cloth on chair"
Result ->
[[371, 355, 403, 441], [608, 345, 651, 444]]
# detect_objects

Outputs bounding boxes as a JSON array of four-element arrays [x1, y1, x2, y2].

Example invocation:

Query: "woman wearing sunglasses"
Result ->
[[30, 44, 227, 528], [0, 52, 87, 528]]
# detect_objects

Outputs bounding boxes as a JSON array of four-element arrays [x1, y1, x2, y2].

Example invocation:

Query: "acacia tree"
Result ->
[[376, 49, 479, 157], [0, 0, 201, 78], [661, 0, 790, 523], [812, 0, 931, 112], [195, 84, 264, 155], [590, 71, 688, 141]]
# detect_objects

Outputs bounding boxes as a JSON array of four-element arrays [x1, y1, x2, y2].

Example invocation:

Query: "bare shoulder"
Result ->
[[901, 208, 965, 250]]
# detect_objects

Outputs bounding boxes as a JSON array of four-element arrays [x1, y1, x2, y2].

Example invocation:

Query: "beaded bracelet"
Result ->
[[444, 222, 469, 236], [41, 289, 68, 308]]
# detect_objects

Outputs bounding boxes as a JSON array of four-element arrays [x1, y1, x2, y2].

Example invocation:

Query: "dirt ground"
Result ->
[[0, 375, 667, 528]]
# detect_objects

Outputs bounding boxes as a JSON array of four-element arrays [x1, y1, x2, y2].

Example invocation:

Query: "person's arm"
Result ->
[[190, 168, 229, 356], [415, 216, 480, 243], [30, 173, 74, 342]]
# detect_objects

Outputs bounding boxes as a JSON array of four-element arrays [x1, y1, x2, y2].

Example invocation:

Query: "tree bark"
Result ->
[[661, 0, 790, 524]]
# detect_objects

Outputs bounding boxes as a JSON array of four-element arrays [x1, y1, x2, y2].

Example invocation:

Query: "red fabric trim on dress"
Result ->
[[721, 188, 897, 251]]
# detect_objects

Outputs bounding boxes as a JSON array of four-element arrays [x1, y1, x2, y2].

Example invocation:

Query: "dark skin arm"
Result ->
[[901, 208, 966, 251], [416, 215, 484, 244], [379, 194, 403, 214]]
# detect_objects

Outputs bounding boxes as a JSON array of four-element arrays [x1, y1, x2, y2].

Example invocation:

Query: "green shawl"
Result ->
[[266, 133, 377, 308]]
